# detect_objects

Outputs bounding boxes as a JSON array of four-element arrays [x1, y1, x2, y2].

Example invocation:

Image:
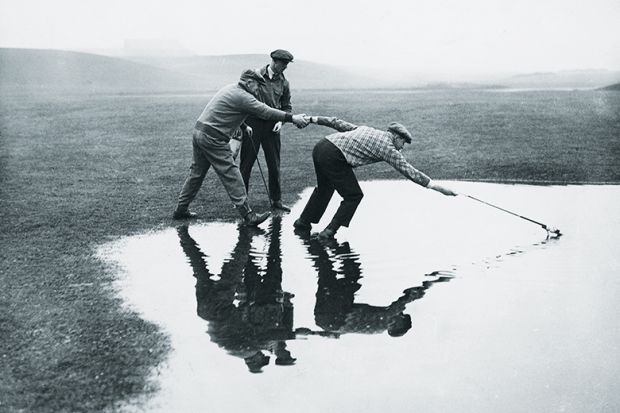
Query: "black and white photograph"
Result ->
[[1, 0, 619, 411]]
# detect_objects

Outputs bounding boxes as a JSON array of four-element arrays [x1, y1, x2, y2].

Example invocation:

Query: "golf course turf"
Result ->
[[1, 88, 619, 411]]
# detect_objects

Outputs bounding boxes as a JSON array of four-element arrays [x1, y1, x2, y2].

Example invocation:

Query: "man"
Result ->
[[177, 218, 296, 373], [293, 116, 457, 239], [239, 49, 294, 212], [173, 69, 309, 226], [295, 231, 453, 338]]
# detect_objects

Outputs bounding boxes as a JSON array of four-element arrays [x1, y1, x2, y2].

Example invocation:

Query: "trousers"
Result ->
[[299, 138, 363, 229], [239, 117, 282, 201], [177, 130, 248, 209]]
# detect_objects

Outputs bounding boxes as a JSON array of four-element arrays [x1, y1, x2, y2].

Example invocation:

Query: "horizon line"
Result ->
[[1, 46, 620, 76]]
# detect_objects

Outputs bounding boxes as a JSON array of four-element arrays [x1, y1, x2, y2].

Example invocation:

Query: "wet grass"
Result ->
[[1, 89, 619, 412]]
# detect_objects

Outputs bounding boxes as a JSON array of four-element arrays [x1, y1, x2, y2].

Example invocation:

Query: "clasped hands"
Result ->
[[270, 114, 317, 130], [289, 114, 316, 130], [246, 115, 311, 135]]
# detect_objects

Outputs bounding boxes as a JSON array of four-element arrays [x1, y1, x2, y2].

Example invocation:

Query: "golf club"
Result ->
[[464, 194, 562, 237], [247, 133, 273, 207]]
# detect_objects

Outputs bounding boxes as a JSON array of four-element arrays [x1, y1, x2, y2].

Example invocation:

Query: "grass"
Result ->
[[1, 88, 619, 412]]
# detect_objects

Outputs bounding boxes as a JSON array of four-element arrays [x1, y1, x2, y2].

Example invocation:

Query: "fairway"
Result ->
[[1, 89, 619, 411]]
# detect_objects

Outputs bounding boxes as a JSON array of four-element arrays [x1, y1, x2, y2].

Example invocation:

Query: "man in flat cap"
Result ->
[[239, 49, 295, 212], [173, 69, 309, 226], [293, 116, 457, 239]]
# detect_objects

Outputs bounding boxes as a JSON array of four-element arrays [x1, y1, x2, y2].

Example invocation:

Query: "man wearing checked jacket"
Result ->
[[293, 116, 457, 239]]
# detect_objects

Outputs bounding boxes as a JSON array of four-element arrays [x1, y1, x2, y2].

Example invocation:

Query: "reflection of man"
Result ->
[[240, 49, 294, 212], [296, 232, 451, 337], [294, 116, 457, 239], [177, 217, 296, 373], [173, 69, 308, 225]]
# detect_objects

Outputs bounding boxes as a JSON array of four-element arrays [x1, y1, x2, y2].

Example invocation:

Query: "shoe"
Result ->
[[293, 218, 311, 230], [317, 227, 336, 240], [173, 209, 198, 219], [293, 227, 311, 241], [275, 355, 297, 366], [271, 200, 291, 212], [242, 211, 271, 227]]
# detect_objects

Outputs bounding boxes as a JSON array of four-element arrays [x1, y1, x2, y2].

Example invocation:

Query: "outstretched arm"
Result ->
[[240, 92, 308, 128], [392, 275, 455, 311], [305, 116, 358, 132], [382, 148, 432, 187], [381, 149, 457, 196]]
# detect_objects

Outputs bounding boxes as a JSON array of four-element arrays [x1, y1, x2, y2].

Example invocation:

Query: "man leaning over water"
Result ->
[[173, 70, 309, 226], [293, 116, 457, 239]]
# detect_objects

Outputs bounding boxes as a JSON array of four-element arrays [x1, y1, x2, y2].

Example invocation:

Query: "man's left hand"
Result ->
[[272, 121, 282, 133], [245, 125, 253, 138]]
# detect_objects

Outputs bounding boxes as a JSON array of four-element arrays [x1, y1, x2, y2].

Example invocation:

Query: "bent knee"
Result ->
[[189, 164, 208, 178], [348, 191, 364, 203]]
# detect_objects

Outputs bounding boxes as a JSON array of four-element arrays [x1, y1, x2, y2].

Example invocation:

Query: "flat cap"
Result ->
[[270, 49, 294, 62], [387, 122, 413, 143], [239, 69, 265, 84]]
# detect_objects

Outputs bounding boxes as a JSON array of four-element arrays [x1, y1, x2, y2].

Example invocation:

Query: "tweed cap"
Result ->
[[387, 122, 413, 143], [239, 69, 265, 84], [270, 49, 294, 62]]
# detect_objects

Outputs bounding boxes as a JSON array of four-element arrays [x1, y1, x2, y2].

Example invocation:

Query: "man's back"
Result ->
[[197, 83, 285, 140]]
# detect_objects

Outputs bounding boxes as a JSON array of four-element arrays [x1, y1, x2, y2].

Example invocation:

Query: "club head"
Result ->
[[546, 226, 562, 238]]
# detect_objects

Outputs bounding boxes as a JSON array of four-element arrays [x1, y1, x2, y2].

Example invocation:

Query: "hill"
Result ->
[[125, 57, 620, 90], [3, 48, 619, 93], [127, 54, 382, 90], [600, 82, 620, 91], [497, 69, 620, 89], [0, 49, 382, 93], [0, 48, 200, 93]]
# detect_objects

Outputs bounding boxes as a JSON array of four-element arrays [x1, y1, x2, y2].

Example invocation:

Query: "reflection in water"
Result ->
[[105, 184, 620, 412], [177, 216, 296, 373], [177, 217, 455, 373], [295, 231, 453, 338]]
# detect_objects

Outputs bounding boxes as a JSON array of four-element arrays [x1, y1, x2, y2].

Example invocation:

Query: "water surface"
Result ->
[[99, 181, 620, 413]]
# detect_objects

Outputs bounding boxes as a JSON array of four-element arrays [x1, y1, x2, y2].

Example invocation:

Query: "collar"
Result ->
[[267, 64, 276, 80]]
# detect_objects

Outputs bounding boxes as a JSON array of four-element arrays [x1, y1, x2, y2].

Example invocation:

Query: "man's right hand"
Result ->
[[292, 114, 310, 129], [427, 181, 458, 196]]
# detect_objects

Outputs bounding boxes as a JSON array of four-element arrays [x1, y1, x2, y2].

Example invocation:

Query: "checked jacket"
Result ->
[[316, 117, 431, 187]]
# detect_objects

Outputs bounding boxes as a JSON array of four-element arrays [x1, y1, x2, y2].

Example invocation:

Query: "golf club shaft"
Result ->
[[247, 134, 273, 207], [465, 194, 548, 230]]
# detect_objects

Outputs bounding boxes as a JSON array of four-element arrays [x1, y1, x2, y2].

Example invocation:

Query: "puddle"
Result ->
[[99, 181, 620, 413]]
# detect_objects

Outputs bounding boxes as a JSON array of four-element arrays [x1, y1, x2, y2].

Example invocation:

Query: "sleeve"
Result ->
[[382, 148, 431, 187], [240, 91, 288, 122], [230, 128, 243, 141], [280, 79, 292, 113], [315, 116, 358, 132]]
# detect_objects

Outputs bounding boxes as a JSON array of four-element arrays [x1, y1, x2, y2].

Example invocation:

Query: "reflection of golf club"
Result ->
[[464, 194, 562, 237], [294, 327, 340, 338], [247, 133, 273, 207]]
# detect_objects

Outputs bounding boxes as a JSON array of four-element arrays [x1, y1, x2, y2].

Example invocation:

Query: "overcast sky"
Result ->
[[1, 0, 619, 75]]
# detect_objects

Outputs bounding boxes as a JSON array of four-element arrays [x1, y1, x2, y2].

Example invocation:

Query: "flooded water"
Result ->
[[99, 181, 620, 413]]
